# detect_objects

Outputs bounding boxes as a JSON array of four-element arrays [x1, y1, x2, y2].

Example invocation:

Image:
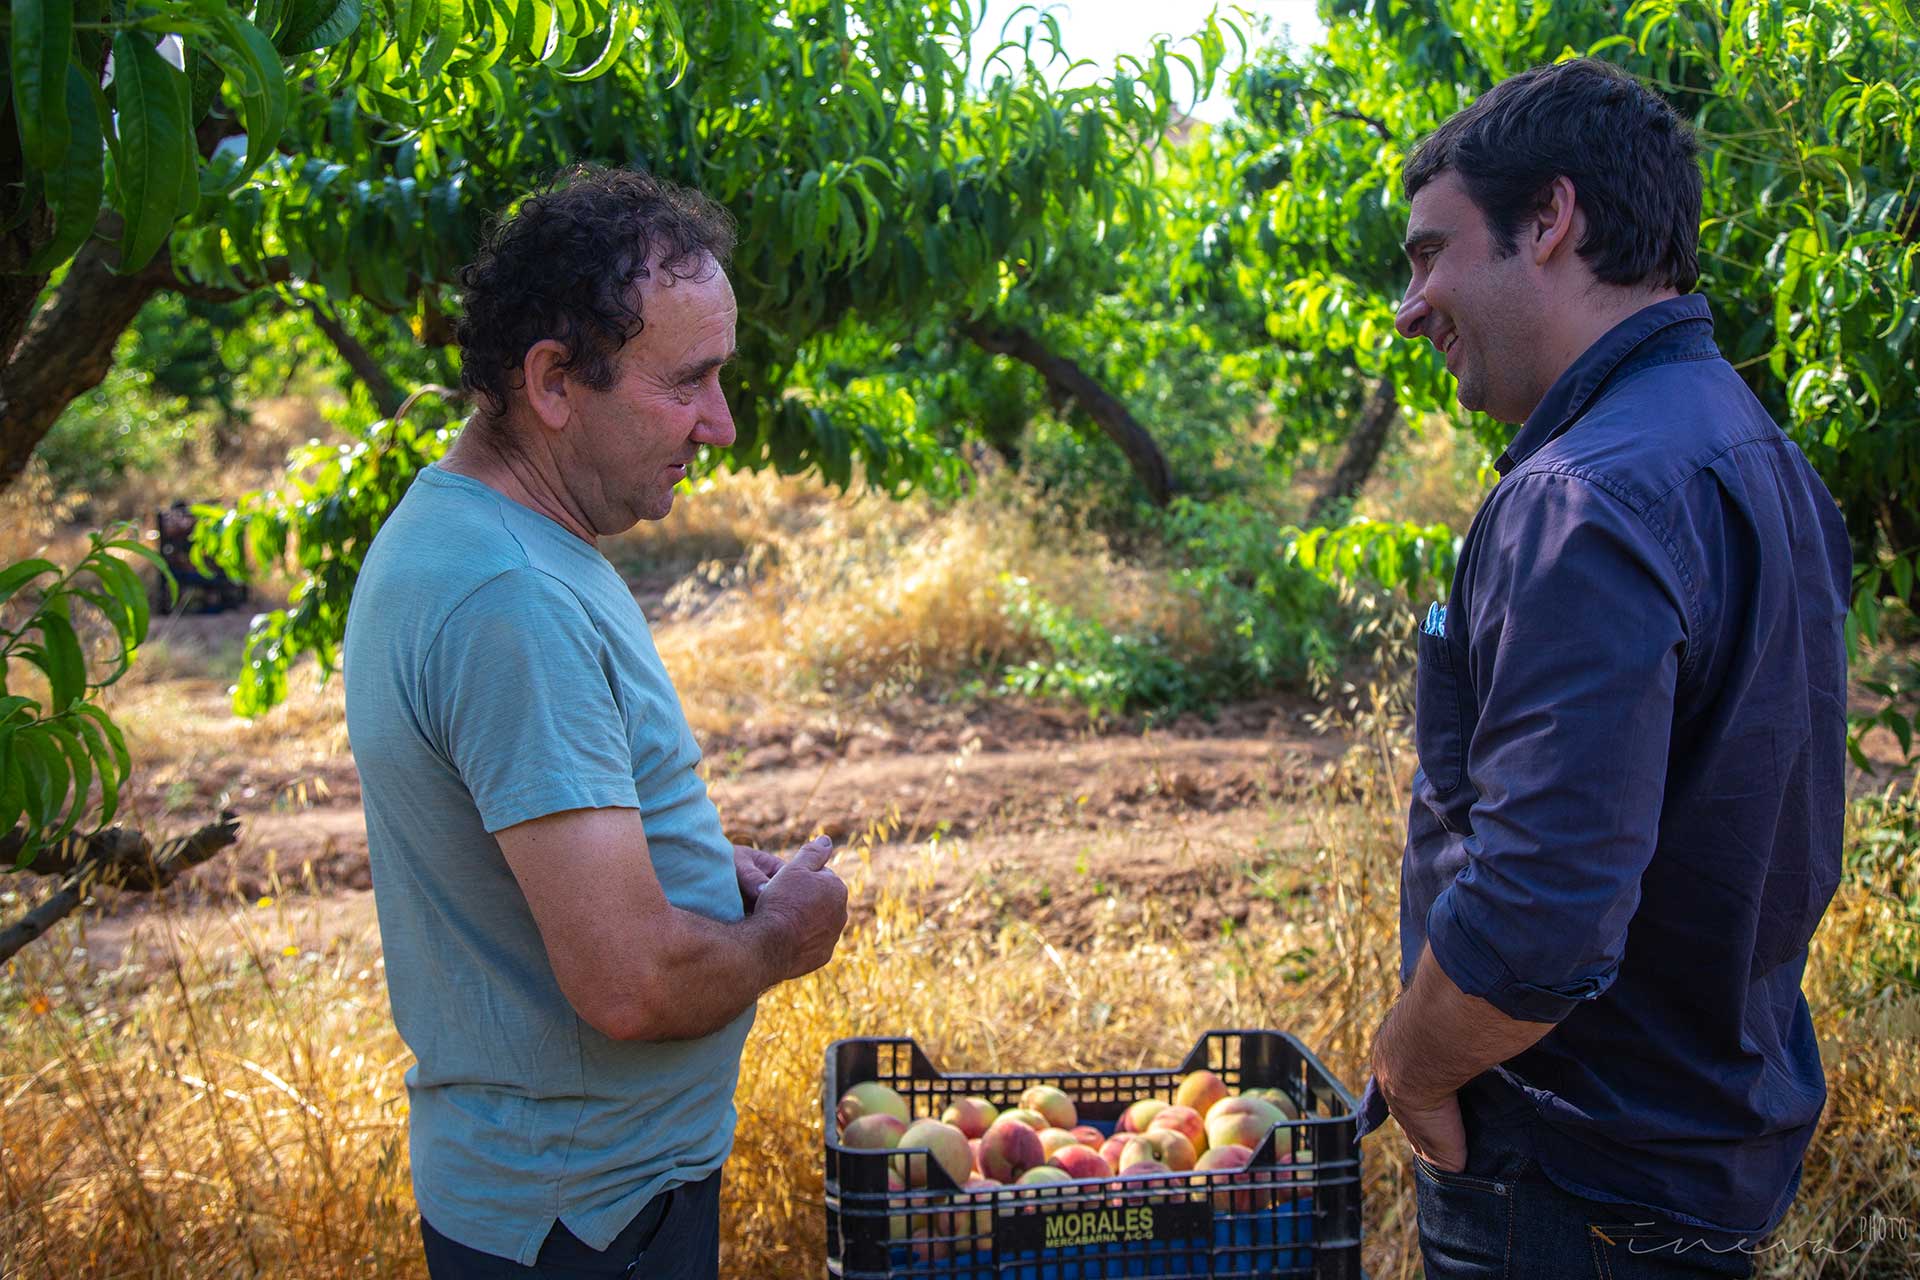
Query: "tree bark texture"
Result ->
[[1309, 378, 1399, 525], [960, 319, 1174, 506]]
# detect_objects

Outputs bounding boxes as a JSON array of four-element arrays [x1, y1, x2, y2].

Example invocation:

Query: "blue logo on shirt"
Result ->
[[1422, 602, 1447, 637]]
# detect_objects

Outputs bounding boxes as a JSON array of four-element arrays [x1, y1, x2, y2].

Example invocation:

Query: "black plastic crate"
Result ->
[[823, 1030, 1361, 1279]]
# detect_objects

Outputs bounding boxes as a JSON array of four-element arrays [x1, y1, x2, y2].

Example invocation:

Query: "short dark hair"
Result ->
[[1403, 59, 1701, 292], [456, 166, 736, 417]]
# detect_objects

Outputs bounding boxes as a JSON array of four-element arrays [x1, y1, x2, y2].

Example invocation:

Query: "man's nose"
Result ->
[[699, 386, 737, 448], [1395, 287, 1429, 340]]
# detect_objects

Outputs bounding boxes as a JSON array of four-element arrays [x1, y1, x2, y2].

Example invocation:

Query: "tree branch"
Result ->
[[1322, 109, 1395, 142], [960, 319, 1175, 506], [0, 812, 241, 964], [159, 256, 293, 303], [305, 303, 406, 418]]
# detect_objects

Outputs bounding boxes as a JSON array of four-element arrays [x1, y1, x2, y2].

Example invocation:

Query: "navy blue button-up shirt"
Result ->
[[1364, 294, 1851, 1235]]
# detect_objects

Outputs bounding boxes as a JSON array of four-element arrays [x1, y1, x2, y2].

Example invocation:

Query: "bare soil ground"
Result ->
[[77, 661, 1348, 963]]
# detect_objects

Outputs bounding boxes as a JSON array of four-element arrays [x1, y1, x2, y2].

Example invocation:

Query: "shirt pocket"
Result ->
[[1414, 625, 1468, 796]]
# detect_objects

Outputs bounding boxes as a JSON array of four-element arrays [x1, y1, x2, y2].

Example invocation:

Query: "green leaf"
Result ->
[[35, 610, 87, 711], [0, 558, 58, 608], [278, 0, 362, 54], [23, 63, 106, 272], [16, 734, 55, 829], [87, 551, 153, 650], [558, 0, 639, 80], [207, 10, 290, 179], [109, 31, 196, 271], [47, 722, 93, 842], [10, 0, 75, 169], [417, 0, 465, 79], [69, 706, 121, 827]]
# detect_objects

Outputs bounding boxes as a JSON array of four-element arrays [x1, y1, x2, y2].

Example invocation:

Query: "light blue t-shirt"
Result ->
[[342, 465, 753, 1265]]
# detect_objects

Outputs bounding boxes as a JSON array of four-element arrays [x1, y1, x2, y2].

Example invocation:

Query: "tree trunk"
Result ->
[[1309, 378, 1398, 525], [306, 304, 406, 418], [960, 319, 1174, 506], [0, 237, 293, 492], [0, 220, 170, 490], [0, 111, 261, 493]]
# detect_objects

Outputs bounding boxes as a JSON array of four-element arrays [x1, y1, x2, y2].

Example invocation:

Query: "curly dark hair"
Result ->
[[455, 166, 737, 418], [1404, 59, 1701, 293]]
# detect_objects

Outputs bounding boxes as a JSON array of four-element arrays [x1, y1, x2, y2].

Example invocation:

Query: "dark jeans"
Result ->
[[421, 1170, 722, 1279], [1415, 1080, 1757, 1279]]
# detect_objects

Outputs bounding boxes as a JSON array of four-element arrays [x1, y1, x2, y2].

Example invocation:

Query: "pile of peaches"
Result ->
[[834, 1067, 1308, 1214]]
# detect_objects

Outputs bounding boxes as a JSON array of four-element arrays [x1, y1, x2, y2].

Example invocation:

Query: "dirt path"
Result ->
[[73, 694, 1348, 965]]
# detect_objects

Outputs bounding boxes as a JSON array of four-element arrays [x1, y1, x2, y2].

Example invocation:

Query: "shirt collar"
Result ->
[[1495, 293, 1717, 477]]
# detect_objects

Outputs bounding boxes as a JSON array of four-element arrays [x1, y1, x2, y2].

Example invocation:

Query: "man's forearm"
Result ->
[[589, 906, 789, 1042], [1373, 943, 1556, 1108]]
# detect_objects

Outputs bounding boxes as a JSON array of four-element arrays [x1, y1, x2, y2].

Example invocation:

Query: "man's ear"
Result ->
[[1529, 175, 1580, 267], [520, 339, 574, 431]]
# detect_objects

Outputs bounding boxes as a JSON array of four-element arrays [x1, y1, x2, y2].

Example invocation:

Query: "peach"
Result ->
[[1242, 1087, 1302, 1119], [837, 1081, 910, 1132], [911, 1179, 999, 1262], [999, 1107, 1048, 1132], [1118, 1098, 1168, 1133], [969, 1138, 983, 1173], [893, 1119, 972, 1189], [978, 1115, 1046, 1183], [1069, 1125, 1104, 1147], [1175, 1068, 1231, 1119], [941, 1096, 999, 1139], [1019, 1085, 1078, 1130], [1037, 1127, 1080, 1158], [1120, 1157, 1171, 1178], [1206, 1096, 1285, 1153], [1018, 1165, 1072, 1185], [1049, 1144, 1111, 1180], [1148, 1104, 1207, 1155], [1099, 1134, 1129, 1172], [887, 1170, 910, 1242], [1120, 1130, 1195, 1172], [840, 1113, 908, 1150], [1193, 1143, 1261, 1212]]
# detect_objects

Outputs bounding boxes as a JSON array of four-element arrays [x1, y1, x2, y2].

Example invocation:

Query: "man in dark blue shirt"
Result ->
[[1359, 59, 1851, 1278]]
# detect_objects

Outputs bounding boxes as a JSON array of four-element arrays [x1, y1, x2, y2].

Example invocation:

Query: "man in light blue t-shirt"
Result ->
[[343, 167, 849, 1279]]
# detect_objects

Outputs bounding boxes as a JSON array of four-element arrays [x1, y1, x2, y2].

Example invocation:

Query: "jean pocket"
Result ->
[[1414, 1153, 1512, 1195], [1414, 1155, 1513, 1279], [1414, 626, 1467, 795]]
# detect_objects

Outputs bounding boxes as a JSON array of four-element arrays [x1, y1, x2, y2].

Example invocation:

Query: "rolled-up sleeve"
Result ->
[[1427, 472, 1691, 1024]]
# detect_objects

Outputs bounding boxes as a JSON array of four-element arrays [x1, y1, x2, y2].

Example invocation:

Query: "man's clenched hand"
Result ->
[[752, 835, 848, 981], [733, 843, 785, 910]]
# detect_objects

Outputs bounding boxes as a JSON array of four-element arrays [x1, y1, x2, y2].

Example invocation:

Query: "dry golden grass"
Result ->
[[4, 727, 1914, 1278], [618, 469, 1192, 737]]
